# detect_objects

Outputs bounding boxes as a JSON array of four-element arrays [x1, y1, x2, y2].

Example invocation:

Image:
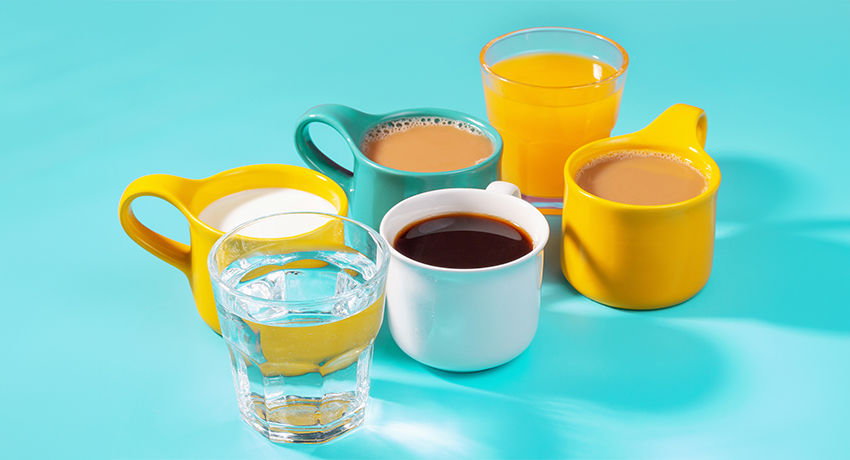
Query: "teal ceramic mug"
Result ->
[[294, 104, 503, 229]]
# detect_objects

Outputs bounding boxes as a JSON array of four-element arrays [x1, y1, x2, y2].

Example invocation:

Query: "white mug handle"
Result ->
[[485, 181, 522, 199]]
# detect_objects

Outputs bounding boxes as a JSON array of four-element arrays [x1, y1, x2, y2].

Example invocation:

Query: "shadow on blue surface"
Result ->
[[539, 154, 849, 333], [323, 154, 849, 458], [713, 155, 794, 224], [657, 155, 850, 332], [363, 311, 727, 459], [540, 214, 583, 303], [658, 218, 850, 332], [419, 313, 726, 411], [372, 218, 727, 419], [372, 194, 728, 416]]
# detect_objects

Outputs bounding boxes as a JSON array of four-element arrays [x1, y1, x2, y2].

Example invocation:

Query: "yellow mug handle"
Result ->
[[118, 174, 195, 276], [633, 103, 708, 150]]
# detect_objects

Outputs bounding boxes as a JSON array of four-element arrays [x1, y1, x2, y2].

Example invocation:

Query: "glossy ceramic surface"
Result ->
[[561, 104, 720, 309], [380, 182, 549, 372], [294, 104, 502, 229], [118, 164, 348, 333]]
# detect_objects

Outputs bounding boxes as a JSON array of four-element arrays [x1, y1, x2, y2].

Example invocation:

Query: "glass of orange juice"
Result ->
[[480, 27, 629, 214]]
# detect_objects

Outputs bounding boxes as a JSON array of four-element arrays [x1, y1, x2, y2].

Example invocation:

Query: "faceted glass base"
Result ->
[[241, 397, 366, 444]]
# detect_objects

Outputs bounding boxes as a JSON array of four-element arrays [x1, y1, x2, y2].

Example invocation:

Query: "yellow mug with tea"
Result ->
[[560, 104, 721, 309], [118, 164, 348, 333]]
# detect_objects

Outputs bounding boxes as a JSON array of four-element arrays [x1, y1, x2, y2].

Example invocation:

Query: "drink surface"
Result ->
[[218, 249, 383, 366], [491, 51, 618, 87], [361, 118, 493, 173], [215, 248, 384, 439], [199, 187, 337, 234], [575, 151, 707, 205], [394, 213, 533, 269], [483, 52, 623, 199]]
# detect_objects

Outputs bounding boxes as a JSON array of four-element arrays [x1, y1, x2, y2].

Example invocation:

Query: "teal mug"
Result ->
[[294, 104, 503, 228]]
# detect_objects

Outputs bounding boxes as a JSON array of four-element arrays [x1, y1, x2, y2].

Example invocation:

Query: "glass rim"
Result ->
[[207, 211, 391, 311], [479, 26, 630, 90]]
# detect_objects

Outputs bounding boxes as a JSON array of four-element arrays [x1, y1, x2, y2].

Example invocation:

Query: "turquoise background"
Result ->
[[1, 1, 848, 458]]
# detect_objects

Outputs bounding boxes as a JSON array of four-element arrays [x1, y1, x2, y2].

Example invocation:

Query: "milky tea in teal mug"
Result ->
[[294, 104, 503, 229]]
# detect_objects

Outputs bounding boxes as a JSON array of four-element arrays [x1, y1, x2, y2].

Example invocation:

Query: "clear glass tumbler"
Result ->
[[480, 27, 629, 214], [208, 212, 390, 443]]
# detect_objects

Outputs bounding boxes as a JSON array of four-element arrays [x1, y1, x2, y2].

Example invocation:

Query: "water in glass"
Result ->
[[213, 249, 385, 443]]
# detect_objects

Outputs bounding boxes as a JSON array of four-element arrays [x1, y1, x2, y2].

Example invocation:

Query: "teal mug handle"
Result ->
[[294, 104, 376, 197]]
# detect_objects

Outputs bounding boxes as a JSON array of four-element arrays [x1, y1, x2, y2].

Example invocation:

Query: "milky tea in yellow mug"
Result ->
[[480, 27, 629, 213], [118, 164, 348, 334], [561, 104, 721, 309]]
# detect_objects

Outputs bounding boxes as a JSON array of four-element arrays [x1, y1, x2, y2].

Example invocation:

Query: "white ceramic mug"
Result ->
[[379, 182, 549, 372]]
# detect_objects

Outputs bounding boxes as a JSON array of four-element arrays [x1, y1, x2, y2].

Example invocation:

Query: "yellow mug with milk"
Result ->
[[118, 164, 348, 333], [561, 104, 721, 309]]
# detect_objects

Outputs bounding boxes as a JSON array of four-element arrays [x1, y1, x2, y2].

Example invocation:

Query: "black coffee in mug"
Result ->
[[393, 213, 533, 269]]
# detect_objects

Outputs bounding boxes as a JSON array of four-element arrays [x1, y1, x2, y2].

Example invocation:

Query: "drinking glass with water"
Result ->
[[208, 212, 389, 443]]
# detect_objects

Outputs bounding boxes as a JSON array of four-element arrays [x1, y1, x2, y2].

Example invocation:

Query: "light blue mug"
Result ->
[[294, 104, 503, 229]]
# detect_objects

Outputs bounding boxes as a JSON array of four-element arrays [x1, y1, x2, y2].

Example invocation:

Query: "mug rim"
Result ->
[[479, 26, 630, 91], [564, 144, 722, 211], [208, 211, 391, 315], [379, 187, 550, 273], [348, 108, 504, 178]]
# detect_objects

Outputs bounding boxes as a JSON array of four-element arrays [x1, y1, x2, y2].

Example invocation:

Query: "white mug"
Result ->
[[379, 182, 549, 372]]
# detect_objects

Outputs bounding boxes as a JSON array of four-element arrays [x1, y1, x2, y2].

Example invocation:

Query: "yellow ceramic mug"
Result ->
[[118, 164, 348, 333], [560, 104, 721, 309]]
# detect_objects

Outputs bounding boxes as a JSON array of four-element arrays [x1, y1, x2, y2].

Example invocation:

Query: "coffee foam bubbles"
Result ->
[[360, 117, 486, 154], [575, 149, 709, 192]]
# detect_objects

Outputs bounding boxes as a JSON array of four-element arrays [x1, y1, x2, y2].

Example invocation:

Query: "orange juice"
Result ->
[[483, 52, 625, 207]]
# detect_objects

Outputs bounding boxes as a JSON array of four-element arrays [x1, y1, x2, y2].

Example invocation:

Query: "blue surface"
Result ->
[[1, 1, 848, 458]]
